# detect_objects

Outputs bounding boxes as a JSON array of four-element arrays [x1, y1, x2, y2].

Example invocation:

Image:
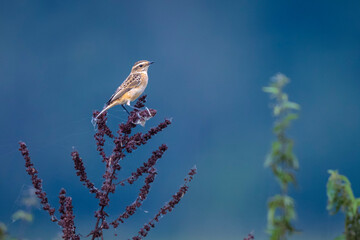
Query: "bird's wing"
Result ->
[[106, 73, 142, 105]]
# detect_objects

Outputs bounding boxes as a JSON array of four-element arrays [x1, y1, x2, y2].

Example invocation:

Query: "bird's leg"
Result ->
[[127, 105, 142, 111], [126, 104, 143, 119], [125, 104, 142, 119], [121, 105, 130, 115]]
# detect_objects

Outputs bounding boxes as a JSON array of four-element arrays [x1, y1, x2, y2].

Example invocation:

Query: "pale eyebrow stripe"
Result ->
[[133, 61, 147, 68]]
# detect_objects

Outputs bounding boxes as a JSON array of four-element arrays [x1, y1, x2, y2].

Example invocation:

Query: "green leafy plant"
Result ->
[[0, 223, 7, 240], [263, 73, 300, 240], [11, 210, 33, 223], [0, 224, 17, 240], [0, 187, 38, 240], [327, 170, 360, 240], [11, 187, 38, 225]]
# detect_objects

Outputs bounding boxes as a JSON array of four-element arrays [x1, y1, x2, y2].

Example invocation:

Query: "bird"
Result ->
[[95, 60, 154, 120]]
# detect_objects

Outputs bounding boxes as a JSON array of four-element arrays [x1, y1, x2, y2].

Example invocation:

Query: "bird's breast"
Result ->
[[126, 73, 148, 101], [142, 73, 148, 85]]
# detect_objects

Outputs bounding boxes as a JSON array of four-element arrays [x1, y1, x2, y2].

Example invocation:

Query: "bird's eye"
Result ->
[[139, 64, 143, 67]]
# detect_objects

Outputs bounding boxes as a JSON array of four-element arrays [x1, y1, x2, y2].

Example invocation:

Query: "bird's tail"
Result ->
[[95, 104, 113, 120], [91, 104, 112, 128]]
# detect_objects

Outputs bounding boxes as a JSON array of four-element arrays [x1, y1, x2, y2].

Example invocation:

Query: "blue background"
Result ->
[[1, 1, 360, 239]]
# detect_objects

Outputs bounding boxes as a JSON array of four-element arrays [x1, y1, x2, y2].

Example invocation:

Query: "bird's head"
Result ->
[[131, 60, 154, 73]]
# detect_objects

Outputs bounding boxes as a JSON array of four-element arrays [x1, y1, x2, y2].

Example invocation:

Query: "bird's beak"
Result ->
[[149, 61, 155, 65]]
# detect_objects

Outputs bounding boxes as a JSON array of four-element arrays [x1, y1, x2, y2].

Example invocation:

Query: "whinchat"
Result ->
[[95, 60, 154, 119]]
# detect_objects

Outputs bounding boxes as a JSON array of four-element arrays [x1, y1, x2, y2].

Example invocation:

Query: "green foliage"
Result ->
[[264, 73, 300, 240], [267, 195, 296, 240], [327, 170, 360, 240], [0, 222, 17, 240], [0, 187, 38, 240], [11, 210, 33, 223], [0, 222, 7, 240]]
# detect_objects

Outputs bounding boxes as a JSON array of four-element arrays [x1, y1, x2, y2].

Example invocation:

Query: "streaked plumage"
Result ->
[[95, 60, 154, 119]]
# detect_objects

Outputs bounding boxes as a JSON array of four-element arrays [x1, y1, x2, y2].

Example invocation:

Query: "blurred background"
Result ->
[[1, 1, 360, 239]]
